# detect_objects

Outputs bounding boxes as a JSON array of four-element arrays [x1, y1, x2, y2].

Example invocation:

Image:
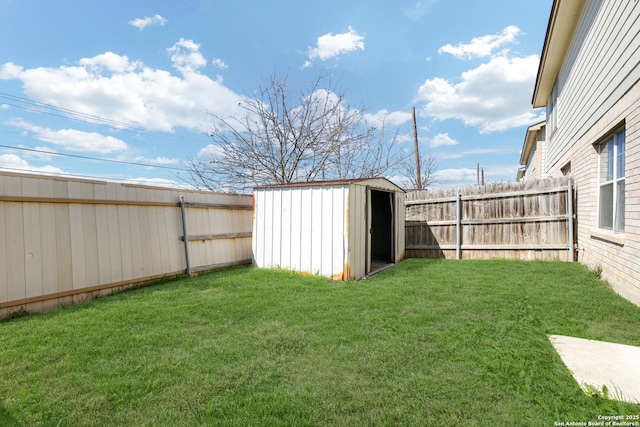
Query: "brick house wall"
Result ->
[[547, 80, 640, 304]]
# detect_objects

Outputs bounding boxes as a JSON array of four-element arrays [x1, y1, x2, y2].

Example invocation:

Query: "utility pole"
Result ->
[[412, 107, 422, 190], [476, 163, 485, 185]]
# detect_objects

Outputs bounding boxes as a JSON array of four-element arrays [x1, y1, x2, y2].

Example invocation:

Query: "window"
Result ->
[[598, 128, 625, 232], [547, 80, 558, 136]]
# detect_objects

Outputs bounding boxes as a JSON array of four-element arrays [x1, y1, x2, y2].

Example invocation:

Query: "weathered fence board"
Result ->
[[405, 177, 575, 261], [0, 171, 252, 318]]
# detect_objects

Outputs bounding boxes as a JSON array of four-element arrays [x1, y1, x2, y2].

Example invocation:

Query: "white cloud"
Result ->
[[440, 147, 518, 160], [8, 119, 128, 153], [429, 133, 458, 148], [1, 104, 9, 110], [394, 132, 456, 148], [428, 164, 520, 188], [439, 26, 521, 60], [122, 177, 194, 189], [79, 52, 141, 73], [395, 134, 412, 144], [133, 155, 180, 165], [304, 89, 343, 111], [167, 38, 207, 73], [364, 109, 413, 127], [129, 14, 167, 31], [0, 62, 22, 79], [432, 168, 478, 188], [392, 168, 481, 190], [0, 43, 243, 133], [212, 58, 228, 70], [404, 0, 439, 21], [0, 154, 65, 174], [197, 143, 225, 160], [416, 54, 544, 133], [483, 165, 521, 182], [307, 27, 365, 62], [23, 146, 57, 162]]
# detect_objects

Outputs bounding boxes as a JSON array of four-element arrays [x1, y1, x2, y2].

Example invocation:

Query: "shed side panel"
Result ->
[[348, 184, 367, 280], [395, 191, 406, 262], [319, 186, 348, 279], [280, 188, 292, 270], [310, 188, 324, 275], [331, 187, 348, 279], [290, 188, 303, 272], [252, 191, 265, 267], [270, 189, 282, 268], [319, 187, 331, 276], [299, 188, 313, 273]]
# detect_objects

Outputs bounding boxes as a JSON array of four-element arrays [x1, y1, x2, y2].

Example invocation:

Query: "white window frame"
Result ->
[[597, 128, 625, 233]]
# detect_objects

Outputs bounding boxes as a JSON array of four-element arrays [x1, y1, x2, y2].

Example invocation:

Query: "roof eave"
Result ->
[[253, 177, 405, 192], [519, 121, 546, 165], [532, 0, 586, 108]]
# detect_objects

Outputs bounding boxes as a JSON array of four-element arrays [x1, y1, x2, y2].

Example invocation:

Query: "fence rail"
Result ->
[[0, 172, 252, 318], [405, 177, 575, 261]]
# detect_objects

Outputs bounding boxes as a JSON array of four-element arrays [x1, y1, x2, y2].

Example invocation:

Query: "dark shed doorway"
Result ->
[[369, 189, 394, 272]]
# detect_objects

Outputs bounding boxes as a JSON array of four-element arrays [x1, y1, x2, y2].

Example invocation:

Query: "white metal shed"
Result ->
[[252, 178, 405, 280]]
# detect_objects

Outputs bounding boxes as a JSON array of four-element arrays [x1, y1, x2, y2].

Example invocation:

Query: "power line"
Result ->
[[0, 93, 149, 132], [0, 142, 191, 172], [0, 165, 193, 188], [175, 0, 217, 24], [0, 92, 210, 147], [0, 91, 215, 181], [176, 0, 202, 15]]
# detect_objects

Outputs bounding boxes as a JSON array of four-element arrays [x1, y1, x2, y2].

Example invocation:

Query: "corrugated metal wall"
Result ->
[[347, 183, 366, 280], [253, 179, 405, 281], [253, 185, 349, 279]]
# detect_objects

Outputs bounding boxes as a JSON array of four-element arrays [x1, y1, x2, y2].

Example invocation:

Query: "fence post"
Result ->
[[456, 192, 462, 260], [567, 181, 574, 262], [179, 196, 192, 276]]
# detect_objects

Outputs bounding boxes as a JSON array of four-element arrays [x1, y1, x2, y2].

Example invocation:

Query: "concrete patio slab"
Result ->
[[549, 335, 640, 404]]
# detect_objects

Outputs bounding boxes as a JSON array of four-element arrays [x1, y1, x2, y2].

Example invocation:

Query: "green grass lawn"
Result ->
[[1, 259, 640, 426]]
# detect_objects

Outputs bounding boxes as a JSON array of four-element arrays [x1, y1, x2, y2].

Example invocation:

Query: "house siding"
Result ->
[[521, 126, 546, 181], [523, 143, 538, 181], [538, 130, 547, 178], [547, 0, 640, 173]]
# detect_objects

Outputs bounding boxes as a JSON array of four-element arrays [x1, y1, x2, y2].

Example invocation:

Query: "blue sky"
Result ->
[[0, 0, 552, 190]]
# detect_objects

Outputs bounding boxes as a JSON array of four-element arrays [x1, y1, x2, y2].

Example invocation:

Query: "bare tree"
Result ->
[[401, 153, 439, 190], [188, 72, 407, 192]]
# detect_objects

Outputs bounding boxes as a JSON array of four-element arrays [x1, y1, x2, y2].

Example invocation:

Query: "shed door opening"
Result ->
[[369, 189, 394, 272]]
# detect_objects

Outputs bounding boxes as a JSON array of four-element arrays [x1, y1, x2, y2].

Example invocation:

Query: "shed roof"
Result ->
[[253, 177, 405, 192]]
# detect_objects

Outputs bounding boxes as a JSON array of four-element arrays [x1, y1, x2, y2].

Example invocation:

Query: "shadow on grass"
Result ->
[[0, 402, 24, 427]]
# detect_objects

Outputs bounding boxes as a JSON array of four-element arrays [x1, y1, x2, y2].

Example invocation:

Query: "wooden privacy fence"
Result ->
[[0, 172, 252, 318], [405, 177, 575, 261]]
